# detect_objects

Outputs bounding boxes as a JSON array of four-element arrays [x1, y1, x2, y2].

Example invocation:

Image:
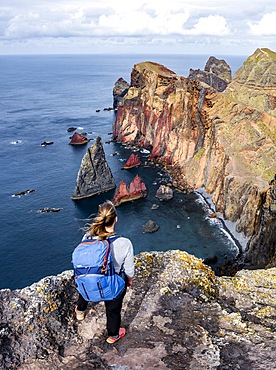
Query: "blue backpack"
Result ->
[[72, 236, 125, 302]]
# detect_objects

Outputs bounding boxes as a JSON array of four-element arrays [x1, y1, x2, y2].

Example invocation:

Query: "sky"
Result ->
[[0, 0, 275, 55]]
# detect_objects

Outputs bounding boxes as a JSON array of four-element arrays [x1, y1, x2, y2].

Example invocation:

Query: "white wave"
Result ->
[[219, 228, 240, 256], [10, 140, 22, 145], [140, 148, 150, 154], [77, 127, 84, 130]]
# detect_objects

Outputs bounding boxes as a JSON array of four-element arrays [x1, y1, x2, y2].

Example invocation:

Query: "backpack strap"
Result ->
[[101, 235, 121, 273], [101, 239, 110, 273]]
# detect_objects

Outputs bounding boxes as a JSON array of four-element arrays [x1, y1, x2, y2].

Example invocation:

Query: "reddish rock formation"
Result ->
[[112, 49, 276, 267], [113, 175, 147, 206], [122, 153, 141, 169], [69, 132, 89, 145]]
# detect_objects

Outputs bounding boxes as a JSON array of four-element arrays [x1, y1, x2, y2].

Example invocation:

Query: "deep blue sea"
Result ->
[[0, 54, 245, 290]]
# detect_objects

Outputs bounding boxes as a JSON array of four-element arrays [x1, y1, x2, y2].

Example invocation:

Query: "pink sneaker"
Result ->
[[106, 328, 126, 344], [75, 307, 85, 321]]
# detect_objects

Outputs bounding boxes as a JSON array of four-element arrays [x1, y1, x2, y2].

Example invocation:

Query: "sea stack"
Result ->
[[71, 137, 116, 200], [122, 153, 141, 169], [113, 174, 147, 206], [113, 77, 130, 109], [69, 132, 89, 145]]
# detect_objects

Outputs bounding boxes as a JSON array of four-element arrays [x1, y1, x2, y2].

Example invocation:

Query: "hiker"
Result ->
[[75, 200, 134, 344]]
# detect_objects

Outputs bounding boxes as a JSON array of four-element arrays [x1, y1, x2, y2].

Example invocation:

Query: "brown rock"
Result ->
[[113, 174, 147, 206], [142, 220, 160, 233], [69, 132, 89, 145], [122, 153, 141, 169], [208, 212, 219, 219], [155, 185, 173, 201]]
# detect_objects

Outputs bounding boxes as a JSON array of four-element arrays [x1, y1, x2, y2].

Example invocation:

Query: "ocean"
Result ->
[[0, 54, 245, 290]]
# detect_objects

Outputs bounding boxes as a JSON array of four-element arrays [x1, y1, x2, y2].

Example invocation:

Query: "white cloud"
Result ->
[[185, 15, 230, 36], [0, 0, 275, 54], [98, 8, 190, 36], [248, 12, 276, 35]]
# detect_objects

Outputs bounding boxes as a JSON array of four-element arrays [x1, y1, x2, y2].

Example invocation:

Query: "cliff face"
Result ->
[[113, 49, 276, 267], [1, 251, 275, 369]]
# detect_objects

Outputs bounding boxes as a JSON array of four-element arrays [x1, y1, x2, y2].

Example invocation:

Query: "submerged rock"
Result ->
[[0, 251, 275, 369], [122, 153, 141, 169], [40, 141, 54, 146], [155, 185, 173, 200], [67, 127, 77, 132], [13, 189, 35, 197], [69, 132, 89, 145], [38, 208, 61, 213], [113, 174, 147, 206], [71, 136, 116, 200]]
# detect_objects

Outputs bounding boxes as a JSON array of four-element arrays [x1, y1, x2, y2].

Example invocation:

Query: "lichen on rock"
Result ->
[[1, 250, 275, 369]]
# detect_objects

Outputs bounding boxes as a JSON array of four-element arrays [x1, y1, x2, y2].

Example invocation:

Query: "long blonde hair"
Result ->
[[88, 200, 117, 239]]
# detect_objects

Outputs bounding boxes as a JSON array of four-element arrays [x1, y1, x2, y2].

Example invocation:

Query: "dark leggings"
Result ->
[[77, 281, 127, 337]]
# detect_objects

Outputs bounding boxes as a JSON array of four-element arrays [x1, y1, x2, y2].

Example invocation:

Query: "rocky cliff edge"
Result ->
[[1, 250, 275, 369]]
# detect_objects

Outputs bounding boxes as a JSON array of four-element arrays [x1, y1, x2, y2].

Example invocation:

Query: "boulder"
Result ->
[[0, 251, 275, 369], [151, 203, 159, 210], [122, 153, 141, 169], [71, 136, 116, 200], [69, 132, 89, 145], [113, 174, 147, 206], [142, 220, 160, 233], [155, 185, 173, 201], [113, 77, 130, 109], [67, 127, 77, 132]]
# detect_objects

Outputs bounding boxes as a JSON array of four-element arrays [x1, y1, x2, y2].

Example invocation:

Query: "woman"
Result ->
[[75, 200, 134, 344]]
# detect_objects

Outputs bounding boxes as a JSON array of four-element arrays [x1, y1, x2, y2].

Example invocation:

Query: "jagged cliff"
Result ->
[[113, 48, 276, 268], [188, 56, 231, 92], [0, 251, 275, 369]]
